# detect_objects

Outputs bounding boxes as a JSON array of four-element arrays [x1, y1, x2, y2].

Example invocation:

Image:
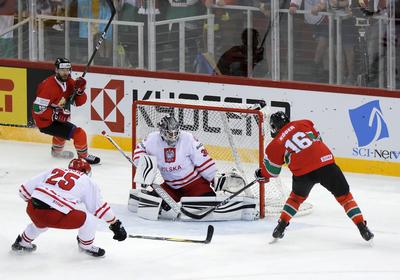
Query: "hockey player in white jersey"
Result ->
[[11, 158, 127, 257], [130, 114, 257, 221], [133, 114, 217, 201]]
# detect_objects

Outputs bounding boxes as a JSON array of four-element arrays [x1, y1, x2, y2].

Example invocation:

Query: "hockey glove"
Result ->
[[109, 219, 127, 241], [52, 108, 70, 122], [254, 168, 269, 182], [75, 77, 86, 95]]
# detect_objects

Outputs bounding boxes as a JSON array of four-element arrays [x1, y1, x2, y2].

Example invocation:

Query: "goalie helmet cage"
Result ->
[[132, 100, 313, 218]]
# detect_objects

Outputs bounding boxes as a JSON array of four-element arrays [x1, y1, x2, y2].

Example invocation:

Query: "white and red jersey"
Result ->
[[133, 131, 216, 189], [18, 168, 116, 223]]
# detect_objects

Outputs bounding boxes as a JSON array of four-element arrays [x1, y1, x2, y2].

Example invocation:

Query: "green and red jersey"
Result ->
[[262, 119, 335, 178]]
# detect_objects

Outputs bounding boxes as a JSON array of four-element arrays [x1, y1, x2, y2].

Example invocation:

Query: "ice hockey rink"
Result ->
[[1, 139, 399, 280]]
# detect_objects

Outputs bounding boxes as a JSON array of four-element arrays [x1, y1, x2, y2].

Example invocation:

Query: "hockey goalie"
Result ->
[[128, 114, 257, 221]]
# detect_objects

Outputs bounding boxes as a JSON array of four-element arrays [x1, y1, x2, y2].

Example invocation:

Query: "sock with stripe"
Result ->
[[335, 192, 364, 225], [279, 191, 307, 223]]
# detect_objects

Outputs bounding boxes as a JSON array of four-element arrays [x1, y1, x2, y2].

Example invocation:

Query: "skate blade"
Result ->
[[268, 238, 280, 244]]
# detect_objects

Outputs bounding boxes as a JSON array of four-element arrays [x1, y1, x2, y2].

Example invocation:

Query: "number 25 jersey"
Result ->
[[263, 119, 335, 177], [18, 168, 115, 223]]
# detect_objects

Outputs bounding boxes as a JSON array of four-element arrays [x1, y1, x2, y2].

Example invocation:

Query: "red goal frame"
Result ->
[[132, 100, 267, 218]]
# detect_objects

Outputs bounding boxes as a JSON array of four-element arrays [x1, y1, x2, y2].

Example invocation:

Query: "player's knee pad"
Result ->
[[289, 192, 307, 204], [72, 127, 87, 143], [335, 192, 354, 207], [78, 213, 96, 243], [335, 192, 354, 206]]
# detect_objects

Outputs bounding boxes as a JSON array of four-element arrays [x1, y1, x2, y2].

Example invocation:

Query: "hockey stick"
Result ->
[[101, 130, 182, 216], [64, 0, 116, 111], [181, 179, 258, 220], [129, 225, 214, 244]]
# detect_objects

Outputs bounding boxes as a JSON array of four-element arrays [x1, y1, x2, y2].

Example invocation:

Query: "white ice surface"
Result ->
[[0, 140, 399, 280]]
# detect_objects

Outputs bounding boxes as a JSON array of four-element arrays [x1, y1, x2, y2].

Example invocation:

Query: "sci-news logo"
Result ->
[[349, 100, 399, 160]]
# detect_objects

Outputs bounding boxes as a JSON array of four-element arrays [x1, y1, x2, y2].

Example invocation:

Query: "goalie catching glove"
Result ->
[[109, 220, 127, 241]]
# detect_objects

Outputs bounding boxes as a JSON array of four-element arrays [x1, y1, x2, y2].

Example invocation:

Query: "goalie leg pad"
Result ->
[[137, 191, 162, 221], [180, 196, 258, 221], [128, 189, 140, 213]]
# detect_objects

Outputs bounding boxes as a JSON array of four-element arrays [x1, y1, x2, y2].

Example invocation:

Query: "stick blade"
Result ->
[[204, 225, 214, 244]]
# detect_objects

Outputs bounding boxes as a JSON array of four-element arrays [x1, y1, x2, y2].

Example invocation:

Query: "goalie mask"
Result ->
[[68, 158, 91, 176], [270, 111, 290, 138], [158, 115, 180, 147], [54, 57, 71, 82], [214, 170, 246, 194]]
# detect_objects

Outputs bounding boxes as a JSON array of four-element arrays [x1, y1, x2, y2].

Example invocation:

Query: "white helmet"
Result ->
[[158, 114, 180, 147]]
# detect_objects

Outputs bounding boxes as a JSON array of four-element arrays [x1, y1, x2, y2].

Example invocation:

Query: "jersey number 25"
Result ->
[[45, 169, 80, 190]]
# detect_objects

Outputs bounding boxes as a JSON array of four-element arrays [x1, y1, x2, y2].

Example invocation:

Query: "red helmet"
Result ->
[[68, 158, 91, 175]]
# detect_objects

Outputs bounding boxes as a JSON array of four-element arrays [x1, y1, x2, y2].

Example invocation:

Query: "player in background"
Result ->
[[133, 114, 217, 202], [11, 158, 127, 257], [32, 58, 100, 164], [255, 111, 374, 242]]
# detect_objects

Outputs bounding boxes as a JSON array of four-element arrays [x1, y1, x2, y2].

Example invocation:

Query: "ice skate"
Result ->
[[51, 149, 74, 159], [11, 235, 37, 253], [84, 154, 101, 165], [357, 221, 374, 242], [270, 220, 289, 244], [77, 237, 105, 257]]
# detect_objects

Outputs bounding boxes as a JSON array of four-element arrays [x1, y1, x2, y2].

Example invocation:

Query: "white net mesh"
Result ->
[[133, 100, 312, 217]]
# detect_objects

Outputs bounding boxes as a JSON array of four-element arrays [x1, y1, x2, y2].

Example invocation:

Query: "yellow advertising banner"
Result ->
[[0, 67, 27, 125]]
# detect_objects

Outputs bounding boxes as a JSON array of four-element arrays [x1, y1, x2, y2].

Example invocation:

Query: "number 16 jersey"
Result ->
[[262, 119, 335, 178]]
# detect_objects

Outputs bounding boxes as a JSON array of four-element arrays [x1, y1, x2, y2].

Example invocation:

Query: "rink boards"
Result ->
[[0, 60, 399, 176]]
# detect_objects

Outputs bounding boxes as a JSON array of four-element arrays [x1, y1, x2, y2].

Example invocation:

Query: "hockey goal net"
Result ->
[[132, 100, 312, 218]]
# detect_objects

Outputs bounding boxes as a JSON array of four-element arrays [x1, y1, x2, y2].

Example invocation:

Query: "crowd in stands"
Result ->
[[0, 0, 398, 88]]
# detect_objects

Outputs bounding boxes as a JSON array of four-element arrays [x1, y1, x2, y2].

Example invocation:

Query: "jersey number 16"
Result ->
[[285, 132, 313, 153]]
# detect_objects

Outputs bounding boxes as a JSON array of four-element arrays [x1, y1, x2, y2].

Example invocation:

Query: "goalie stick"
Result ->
[[181, 179, 258, 220], [64, 0, 116, 111], [101, 130, 182, 216], [129, 225, 214, 244]]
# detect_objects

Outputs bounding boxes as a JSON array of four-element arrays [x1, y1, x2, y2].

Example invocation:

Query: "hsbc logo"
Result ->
[[0, 78, 14, 112], [91, 79, 125, 133]]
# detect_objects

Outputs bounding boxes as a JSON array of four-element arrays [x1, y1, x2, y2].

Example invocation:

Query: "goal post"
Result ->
[[132, 99, 312, 218]]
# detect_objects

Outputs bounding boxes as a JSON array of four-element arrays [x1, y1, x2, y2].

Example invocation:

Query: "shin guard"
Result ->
[[335, 192, 364, 225], [72, 127, 88, 158], [279, 192, 307, 223]]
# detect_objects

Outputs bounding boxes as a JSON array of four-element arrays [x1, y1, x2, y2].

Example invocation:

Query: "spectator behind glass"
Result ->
[[216, 28, 264, 76], [77, 0, 113, 65], [36, 0, 66, 61], [290, 0, 330, 83], [202, 1, 270, 77], [0, 0, 16, 58], [157, 0, 207, 72], [118, 0, 161, 68], [312, 0, 356, 85]]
